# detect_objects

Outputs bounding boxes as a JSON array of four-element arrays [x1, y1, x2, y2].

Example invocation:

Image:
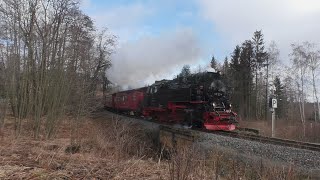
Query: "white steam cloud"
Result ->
[[107, 29, 201, 89]]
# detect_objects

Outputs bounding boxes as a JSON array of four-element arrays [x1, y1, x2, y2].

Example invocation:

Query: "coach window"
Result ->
[[133, 95, 136, 101]]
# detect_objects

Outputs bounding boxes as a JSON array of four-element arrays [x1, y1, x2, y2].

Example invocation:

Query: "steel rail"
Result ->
[[194, 128, 320, 152]]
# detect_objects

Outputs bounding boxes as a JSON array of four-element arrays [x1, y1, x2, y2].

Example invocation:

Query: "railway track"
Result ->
[[199, 129, 320, 152], [99, 109, 320, 153]]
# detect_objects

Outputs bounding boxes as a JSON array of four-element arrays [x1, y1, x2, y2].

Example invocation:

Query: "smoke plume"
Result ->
[[107, 28, 201, 89]]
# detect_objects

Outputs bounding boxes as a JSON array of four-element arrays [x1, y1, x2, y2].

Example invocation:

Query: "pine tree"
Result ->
[[274, 76, 287, 119], [222, 57, 229, 75], [252, 30, 268, 119], [239, 40, 254, 119], [211, 55, 217, 70], [180, 65, 191, 76], [221, 57, 231, 94], [179, 65, 191, 82], [252, 30, 268, 66], [230, 46, 241, 73], [229, 46, 242, 114]]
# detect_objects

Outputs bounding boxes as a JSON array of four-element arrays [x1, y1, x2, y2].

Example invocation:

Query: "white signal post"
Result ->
[[270, 98, 277, 137]]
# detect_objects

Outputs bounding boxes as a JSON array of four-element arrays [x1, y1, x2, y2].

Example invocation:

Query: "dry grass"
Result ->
[[165, 146, 302, 180], [0, 112, 314, 179], [0, 115, 169, 179], [239, 120, 320, 143]]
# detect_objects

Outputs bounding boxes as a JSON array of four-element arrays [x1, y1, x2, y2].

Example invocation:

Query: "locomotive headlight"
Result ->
[[212, 102, 216, 107]]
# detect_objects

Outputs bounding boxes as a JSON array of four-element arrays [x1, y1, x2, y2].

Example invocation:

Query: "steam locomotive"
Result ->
[[104, 72, 238, 131]]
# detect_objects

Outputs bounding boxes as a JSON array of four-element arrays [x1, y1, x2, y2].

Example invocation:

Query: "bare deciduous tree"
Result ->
[[290, 43, 309, 136], [0, 0, 116, 139], [303, 42, 320, 122]]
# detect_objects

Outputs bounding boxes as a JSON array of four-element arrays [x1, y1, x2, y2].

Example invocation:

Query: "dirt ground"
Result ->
[[0, 115, 170, 179]]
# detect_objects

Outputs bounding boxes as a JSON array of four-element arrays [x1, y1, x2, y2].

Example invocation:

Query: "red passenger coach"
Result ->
[[112, 88, 146, 113]]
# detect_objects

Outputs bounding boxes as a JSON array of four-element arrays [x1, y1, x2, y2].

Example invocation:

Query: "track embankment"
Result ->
[[94, 110, 320, 178]]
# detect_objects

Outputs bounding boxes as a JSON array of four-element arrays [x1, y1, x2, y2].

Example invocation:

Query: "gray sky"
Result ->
[[82, 0, 320, 88]]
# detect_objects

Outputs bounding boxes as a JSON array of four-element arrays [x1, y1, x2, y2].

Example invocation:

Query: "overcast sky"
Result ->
[[81, 0, 320, 88]]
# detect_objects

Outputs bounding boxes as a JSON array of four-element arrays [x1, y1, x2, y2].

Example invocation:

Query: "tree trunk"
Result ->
[[255, 66, 258, 119], [312, 69, 318, 121]]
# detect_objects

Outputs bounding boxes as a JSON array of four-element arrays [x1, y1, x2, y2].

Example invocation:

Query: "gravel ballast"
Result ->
[[197, 132, 320, 173]]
